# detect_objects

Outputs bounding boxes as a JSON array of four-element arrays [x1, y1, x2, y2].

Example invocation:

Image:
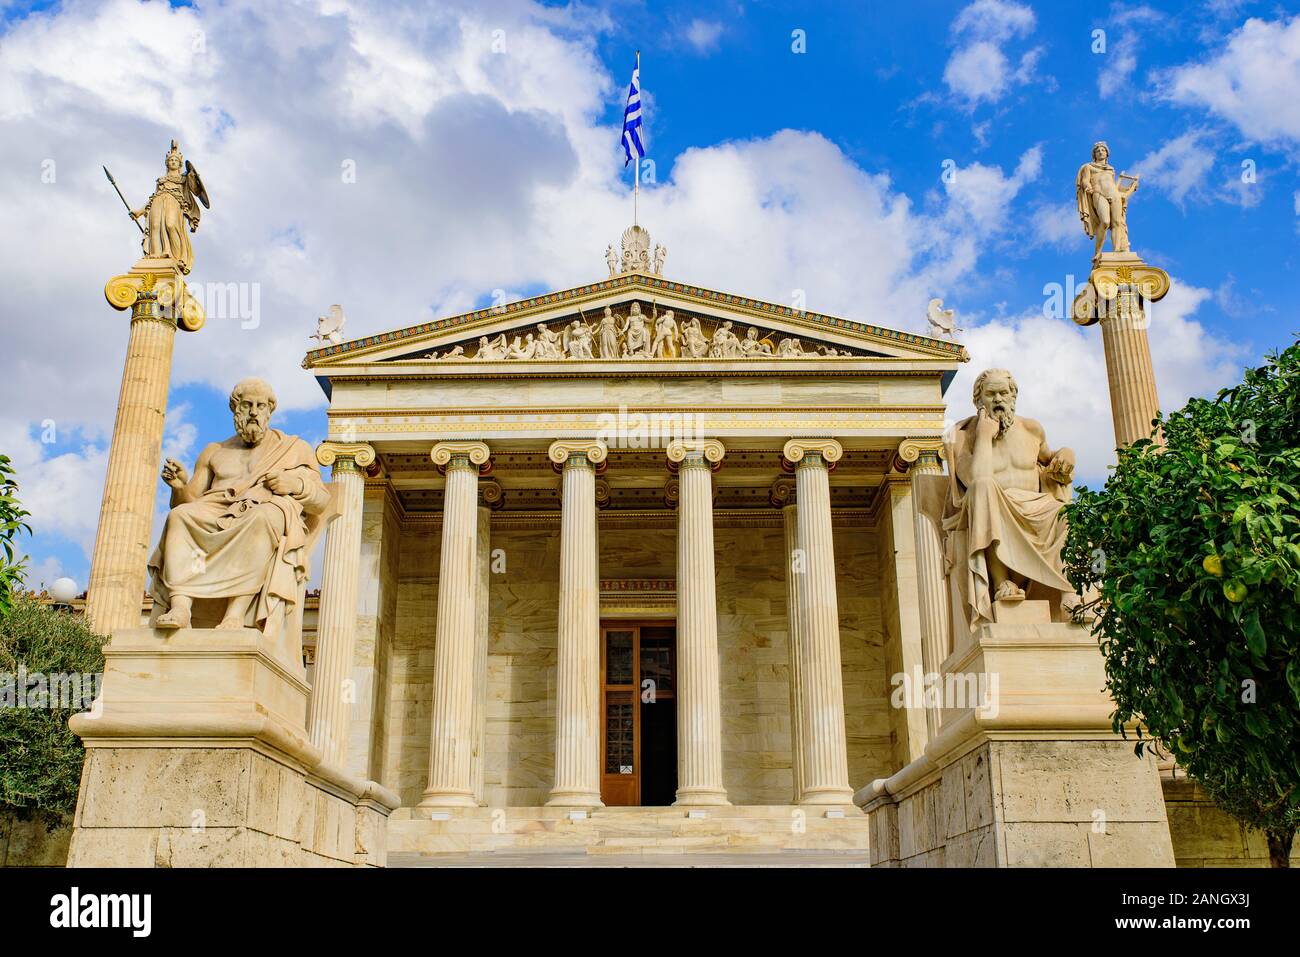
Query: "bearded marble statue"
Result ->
[[149, 378, 330, 636], [940, 368, 1076, 626]]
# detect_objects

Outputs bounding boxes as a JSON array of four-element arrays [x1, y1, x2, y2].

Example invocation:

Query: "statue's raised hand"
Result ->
[[975, 408, 999, 441], [161, 457, 188, 489]]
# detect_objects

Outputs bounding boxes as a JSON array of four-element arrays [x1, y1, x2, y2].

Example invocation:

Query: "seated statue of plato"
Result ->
[[148, 377, 330, 635], [941, 368, 1076, 626]]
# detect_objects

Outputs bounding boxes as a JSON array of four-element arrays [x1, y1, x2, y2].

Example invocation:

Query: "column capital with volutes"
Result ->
[[316, 441, 376, 472], [431, 441, 491, 473], [666, 439, 725, 471], [891, 438, 945, 475], [783, 438, 842, 469], [548, 439, 608, 470]]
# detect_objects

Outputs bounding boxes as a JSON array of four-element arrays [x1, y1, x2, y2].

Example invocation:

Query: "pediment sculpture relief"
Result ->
[[413, 303, 858, 362]]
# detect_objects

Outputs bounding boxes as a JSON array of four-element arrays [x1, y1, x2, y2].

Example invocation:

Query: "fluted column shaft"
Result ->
[[309, 443, 374, 767], [547, 440, 605, 807], [787, 439, 854, 805], [781, 501, 807, 804], [85, 295, 177, 635], [471, 503, 491, 805], [1100, 287, 1161, 447], [422, 442, 489, 807], [909, 449, 950, 741], [669, 440, 729, 806]]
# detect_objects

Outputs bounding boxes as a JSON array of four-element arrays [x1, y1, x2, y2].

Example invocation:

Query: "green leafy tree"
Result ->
[[1063, 340, 1300, 867], [1, 595, 108, 823], [0, 454, 31, 619]]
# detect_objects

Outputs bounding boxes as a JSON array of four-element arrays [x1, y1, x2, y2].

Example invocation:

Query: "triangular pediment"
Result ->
[[304, 274, 968, 371]]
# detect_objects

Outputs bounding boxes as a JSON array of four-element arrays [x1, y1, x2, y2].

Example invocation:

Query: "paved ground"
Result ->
[[390, 850, 871, 868]]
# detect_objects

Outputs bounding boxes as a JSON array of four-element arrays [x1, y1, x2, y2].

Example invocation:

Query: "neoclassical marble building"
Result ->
[[299, 229, 966, 852]]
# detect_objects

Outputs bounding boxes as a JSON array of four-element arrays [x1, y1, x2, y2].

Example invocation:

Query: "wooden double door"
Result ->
[[600, 622, 678, 806]]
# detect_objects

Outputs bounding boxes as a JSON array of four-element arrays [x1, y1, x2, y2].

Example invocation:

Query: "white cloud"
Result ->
[[1029, 202, 1081, 250], [944, 145, 1042, 231], [952, 0, 1036, 42], [683, 19, 724, 54], [943, 0, 1042, 105], [1161, 15, 1300, 150], [950, 277, 1245, 485], [1097, 5, 1161, 99], [1135, 131, 1216, 205]]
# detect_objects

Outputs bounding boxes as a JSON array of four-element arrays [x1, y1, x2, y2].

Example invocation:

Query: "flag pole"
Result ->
[[633, 50, 640, 227]]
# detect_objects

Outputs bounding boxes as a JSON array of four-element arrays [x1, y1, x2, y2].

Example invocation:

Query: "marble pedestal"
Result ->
[[67, 628, 399, 867], [856, 617, 1175, 867]]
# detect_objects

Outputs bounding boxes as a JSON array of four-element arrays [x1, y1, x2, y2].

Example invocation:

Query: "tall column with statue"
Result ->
[[1072, 140, 1171, 448], [85, 140, 210, 635]]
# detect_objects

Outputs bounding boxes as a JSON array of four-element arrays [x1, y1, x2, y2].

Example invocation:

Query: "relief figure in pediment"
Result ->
[[508, 332, 537, 358], [622, 303, 652, 357], [564, 319, 595, 358], [739, 326, 773, 356], [652, 309, 680, 358], [475, 333, 509, 360], [535, 323, 564, 359], [682, 317, 709, 358], [709, 321, 743, 358], [597, 307, 620, 359]]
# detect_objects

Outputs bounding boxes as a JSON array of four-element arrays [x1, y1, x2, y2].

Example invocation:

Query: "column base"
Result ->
[[418, 791, 479, 809], [545, 790, 605, 809], [799, 787, 856, 806], [673, 788, 731, 807]]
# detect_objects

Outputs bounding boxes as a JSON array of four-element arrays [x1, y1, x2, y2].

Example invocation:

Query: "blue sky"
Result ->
[[1, 0, 1298, 592]]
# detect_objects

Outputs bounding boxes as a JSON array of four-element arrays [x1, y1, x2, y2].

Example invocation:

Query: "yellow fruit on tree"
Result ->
[[1222, 580, 1248, 603]]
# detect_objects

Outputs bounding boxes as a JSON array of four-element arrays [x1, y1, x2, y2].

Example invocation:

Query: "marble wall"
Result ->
[[381, 515, 896, 808]]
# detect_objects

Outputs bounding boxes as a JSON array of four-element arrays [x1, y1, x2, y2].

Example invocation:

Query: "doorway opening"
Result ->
[[600, 622, 677, 806]]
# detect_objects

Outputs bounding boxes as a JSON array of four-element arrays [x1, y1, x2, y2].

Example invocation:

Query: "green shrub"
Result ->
[[0, 455, 30, 618], [1063, 339, 1300, 867], [0, 596, 108, 824]]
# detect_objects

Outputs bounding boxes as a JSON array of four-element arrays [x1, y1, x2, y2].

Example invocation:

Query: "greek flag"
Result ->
[[621, 61, 644, 167]]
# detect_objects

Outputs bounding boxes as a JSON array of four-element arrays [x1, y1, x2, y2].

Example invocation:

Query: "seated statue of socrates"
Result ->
[[148, 377, 330, 632], [942, 368, 1077, 625]]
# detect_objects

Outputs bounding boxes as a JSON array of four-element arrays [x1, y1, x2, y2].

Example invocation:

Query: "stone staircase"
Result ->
[[388, 805, 871, 858]]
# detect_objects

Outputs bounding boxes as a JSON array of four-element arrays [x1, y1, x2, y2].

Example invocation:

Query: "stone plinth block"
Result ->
[[67, 628, 399, 867], [858, 622, 1175, 867]]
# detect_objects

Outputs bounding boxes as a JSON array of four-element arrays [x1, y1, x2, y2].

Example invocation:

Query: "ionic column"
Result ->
[[897, 440, 950, 741], [1076, 259, 1171, 449], [771, 478, 805, 804], [470, 481, 502, 805], [546, 440, 606, 808], [85, 271, 187, 635], [784, 438, 854, 805], [1098, 287, 1162, 447], [309, 442, 375, 768], [667, 439, 730, 806], [421, 441, 490, 808]]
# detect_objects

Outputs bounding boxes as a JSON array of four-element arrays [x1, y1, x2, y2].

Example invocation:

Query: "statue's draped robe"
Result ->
[[941, 418, 1074, 626], [142, 174, 194, 271], [148, 430, 326, 633]]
